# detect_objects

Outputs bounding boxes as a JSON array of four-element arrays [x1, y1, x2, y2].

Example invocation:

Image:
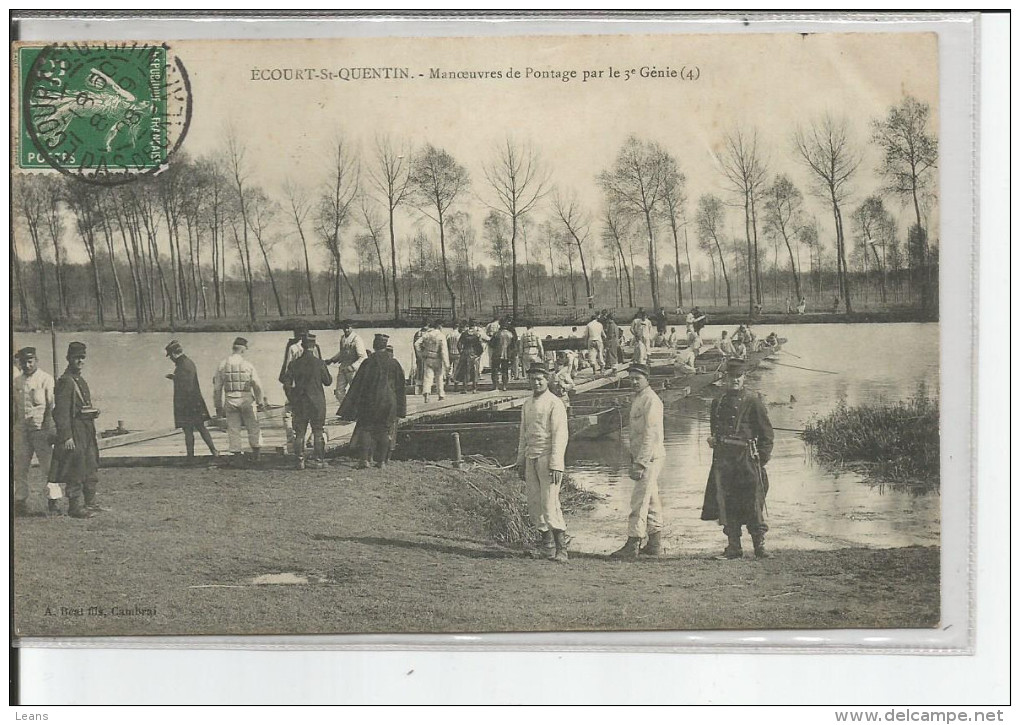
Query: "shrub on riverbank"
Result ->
[[802, 386, 939, 489]]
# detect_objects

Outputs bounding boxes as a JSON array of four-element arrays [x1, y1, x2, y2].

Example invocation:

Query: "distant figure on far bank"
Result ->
[[339, 333, 407, 469], [165, 340, 219, 463], [832, 296, 841, 314], [797, 297, 807, 315], [282, 333, 333, 470], [213, 337, 266, 465], [48, 342, 103, 518], [701, 358, 775, 560]]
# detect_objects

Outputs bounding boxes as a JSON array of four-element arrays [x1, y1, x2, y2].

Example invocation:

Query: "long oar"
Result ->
[[771, 360, 839, 375]]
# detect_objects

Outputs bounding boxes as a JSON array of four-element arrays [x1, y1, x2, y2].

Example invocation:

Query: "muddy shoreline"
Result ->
[[13, 460, 939, 637]]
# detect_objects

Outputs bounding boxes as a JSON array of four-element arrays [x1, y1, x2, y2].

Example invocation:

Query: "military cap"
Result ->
[[15, 346, 36, 361], [526, 362, 549, 376], [373, 333, 389, 350], [725, 358, 747, 376], [165, 340, 183, 357], [340, 319, 355, 328], [629, 363, 651, 378], [293, 322, 309, 335], [302, 333, 317, 347], [232, 337, 249, 348], [67, 341, 87, 357]]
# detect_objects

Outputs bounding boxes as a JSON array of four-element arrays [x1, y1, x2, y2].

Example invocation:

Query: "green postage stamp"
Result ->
[[16, 42, 190, 183]]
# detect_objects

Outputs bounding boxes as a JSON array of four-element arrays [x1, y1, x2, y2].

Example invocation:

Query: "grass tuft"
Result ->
[[802, 383, 939, 490]]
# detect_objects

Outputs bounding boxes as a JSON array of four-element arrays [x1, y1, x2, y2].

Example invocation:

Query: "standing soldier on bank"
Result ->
[[609, 363, 666, 559], [603, 311, 620, 368], [415, 320, 449, 403], [339, 334, 407, 469], [327, 320, 367, 409], [519, 322, 545, 371], [13, 347, 58, 516], [700, 358, 775, 559], [213, 337, 267, 465], [164, 340, 220, 463], [48, 342, 103, 519], [516, 363, 570, 563], [283, 333, 333, 470]]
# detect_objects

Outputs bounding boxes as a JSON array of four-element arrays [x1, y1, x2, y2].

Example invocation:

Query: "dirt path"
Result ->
[[13, 461, 939, 637]]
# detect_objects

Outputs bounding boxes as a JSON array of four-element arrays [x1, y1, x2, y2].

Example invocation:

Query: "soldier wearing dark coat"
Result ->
[[282, 334, 333, 469], [338, 334, 407, 469], [48, 341, 102, 519], [700, 358, 775, 559], [165, 340, 219, 461]]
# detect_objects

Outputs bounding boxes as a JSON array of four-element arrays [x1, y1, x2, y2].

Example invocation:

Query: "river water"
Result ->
[[14, 322, 939, 554]]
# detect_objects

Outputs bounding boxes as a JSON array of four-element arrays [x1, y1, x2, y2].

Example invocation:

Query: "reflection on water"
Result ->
[[14, 323, 939, 553]]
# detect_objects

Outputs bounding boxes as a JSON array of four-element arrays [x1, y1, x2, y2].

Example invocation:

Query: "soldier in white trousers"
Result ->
[[516, 363, 570, 563], [327, 320, 368, 408], [610, 362, 666, 559], [213, 337, 266, 463], [12, 347, 58, 516]]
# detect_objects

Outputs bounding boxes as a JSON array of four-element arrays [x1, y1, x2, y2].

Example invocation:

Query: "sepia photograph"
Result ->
[[11, 29, 945, 639]]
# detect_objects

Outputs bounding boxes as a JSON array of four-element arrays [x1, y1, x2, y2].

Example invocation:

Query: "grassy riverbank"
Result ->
[[13, 461, 939, 637], [802, 388, 940, 489]]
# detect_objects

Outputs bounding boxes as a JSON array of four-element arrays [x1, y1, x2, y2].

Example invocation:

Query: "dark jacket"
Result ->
[[48, 370, 100, 485], [282, 350, 333, 419], [171, 354, 211, 427], [700, 389, 774, 526], [338, 351, 407, 426]]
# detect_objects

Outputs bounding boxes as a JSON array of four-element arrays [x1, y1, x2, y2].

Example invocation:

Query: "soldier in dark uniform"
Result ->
[[700, 358, 775, 559], [165, 340, 219, 462], [48, 341, 102, 519], [282, 333, 333, 470], [338, 333, 407, 469]]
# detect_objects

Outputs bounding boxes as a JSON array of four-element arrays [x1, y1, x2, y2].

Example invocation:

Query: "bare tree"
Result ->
[[658, 152, 689, 310], [409, 144, 469, 315], [316, 132, 362, 320], [63, 182, 105, 326], [41, 177, 69, 319], [482, 138, 549, 319], [369, 136, 413, 316], [718, 127, 768, 314], [598, 136, 668, 308], [225, 127, 258, 323], [282, 179, 318, 316], [13, 177, 52, 323], [552, 189, 594, 307], [358, 197, 391, 311], [795, 114, 862, 313], [696, 193, 732, 306], [871, 95, 938, 310], [483, 211, 511, 307], [602, 196, 634, 306], [763, 174, 805, 303], [247, 187, 286, 317], [852, 195, 897, 304]]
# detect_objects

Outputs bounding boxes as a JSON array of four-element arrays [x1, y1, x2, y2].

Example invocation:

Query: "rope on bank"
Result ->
[[771, 361, 839, 375]]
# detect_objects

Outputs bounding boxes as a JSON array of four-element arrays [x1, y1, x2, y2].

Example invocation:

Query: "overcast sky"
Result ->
[[16, 31, 939, 274]]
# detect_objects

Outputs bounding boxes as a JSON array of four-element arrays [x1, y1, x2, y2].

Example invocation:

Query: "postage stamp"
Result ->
[[18, 42, 191, 184]]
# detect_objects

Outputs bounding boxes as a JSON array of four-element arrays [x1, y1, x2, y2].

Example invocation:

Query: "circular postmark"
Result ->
[[22, 42, 192, 186]]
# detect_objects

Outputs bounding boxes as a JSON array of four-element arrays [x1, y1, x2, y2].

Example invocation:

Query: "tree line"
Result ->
[[12, 96, 938, 330]]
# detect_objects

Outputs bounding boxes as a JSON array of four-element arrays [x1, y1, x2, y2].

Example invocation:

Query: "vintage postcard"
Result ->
[[10, 28, 956, 642]]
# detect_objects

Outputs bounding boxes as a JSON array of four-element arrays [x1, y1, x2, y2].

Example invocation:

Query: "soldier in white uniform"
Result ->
[[414, 320, 450, 403], [327, 320, 368, 407], [610, 363, 666, 559], [213, 337, 266, 462], [516, 362, 570, 563], [12, 347, 58, 516]]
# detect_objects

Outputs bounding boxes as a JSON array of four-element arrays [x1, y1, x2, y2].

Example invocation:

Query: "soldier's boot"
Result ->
[[719, 534, 743, 560], [47, 499, 62, 516], [751, 531, 770, 559], [534, 529, 556, 560], [609, 537, 641, 561], [296, 456, 306, 471], [68, 495, 94, 519], [250, 447, 262, 464], [83, 484, 108, 512], [639, 531, 663, 557], [552, 529, 570, 563]]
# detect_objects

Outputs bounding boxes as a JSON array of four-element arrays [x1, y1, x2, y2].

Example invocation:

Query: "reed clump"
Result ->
[[802, 384, 939, 489]]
